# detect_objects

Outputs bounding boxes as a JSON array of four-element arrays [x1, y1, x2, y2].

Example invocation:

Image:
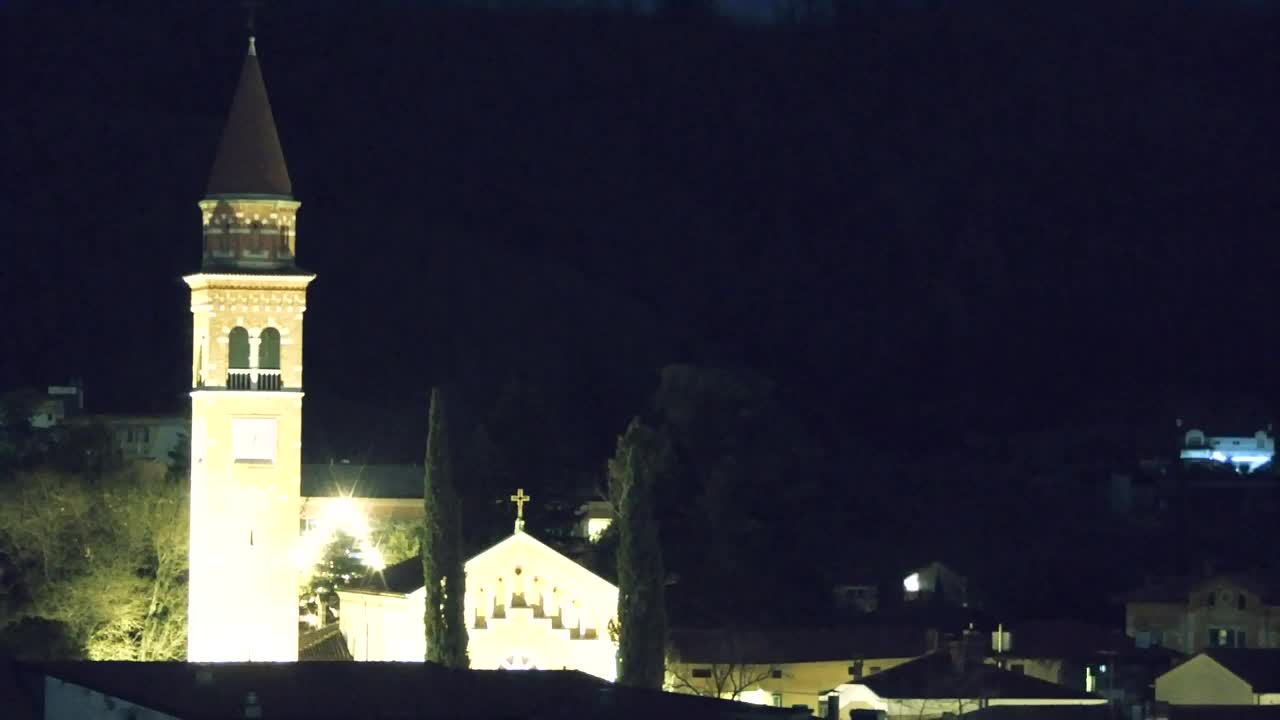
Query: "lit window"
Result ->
[[771, 693, 783, 707]]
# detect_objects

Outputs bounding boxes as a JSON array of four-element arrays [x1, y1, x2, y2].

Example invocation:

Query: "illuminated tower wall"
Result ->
[[186, 37, 312, 662]]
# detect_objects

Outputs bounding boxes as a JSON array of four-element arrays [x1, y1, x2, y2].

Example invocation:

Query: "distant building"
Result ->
[[1124, 572, 1280, 655], [579, 499, 613, 541], [0, 381, 85, 430], [666, 625, 935, 712], [986, 620, 1180, 716], [1180, 426, 1274, 474], [90, 414, 188, 464], [29, 383, 85, 429], [903, 561, 974, 608], [822, 647, 1107, 719], [832, 581, 881, 614]]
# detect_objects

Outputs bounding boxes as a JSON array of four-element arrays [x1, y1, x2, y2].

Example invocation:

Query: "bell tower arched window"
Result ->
[[228, 327, 251, 389], [258, 327, 282, 390], [259, 328, 281, 369]]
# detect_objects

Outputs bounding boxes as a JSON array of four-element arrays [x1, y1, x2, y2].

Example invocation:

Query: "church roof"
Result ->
[[347, 531, 618, 597], [16, 662, 812, 720], [206, 37, 292, 198], [301, 463, 424, 498], [362, 554, 424, 595]]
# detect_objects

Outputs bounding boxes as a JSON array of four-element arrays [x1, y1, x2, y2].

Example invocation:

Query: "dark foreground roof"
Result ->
[[1168, 708, 1280, 720], [963, 706, 1110, 720], [860, 651, 1099, 701], [18, 662, 814, 720], [1205, 649, 1280, 693]]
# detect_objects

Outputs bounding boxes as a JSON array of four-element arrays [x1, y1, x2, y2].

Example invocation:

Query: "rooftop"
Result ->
[[15, 661, 811, 720], [206, 37, 292, 198], [859, 651, 1100, 701]]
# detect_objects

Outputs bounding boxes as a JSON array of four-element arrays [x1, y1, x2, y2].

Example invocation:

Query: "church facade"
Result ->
[[339, 526, 620, 681], [186, 37, 313, 662]]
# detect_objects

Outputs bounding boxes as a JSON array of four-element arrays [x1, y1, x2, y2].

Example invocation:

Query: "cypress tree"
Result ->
[[612, 417, 668, 688], [423, 387, 469, 668]]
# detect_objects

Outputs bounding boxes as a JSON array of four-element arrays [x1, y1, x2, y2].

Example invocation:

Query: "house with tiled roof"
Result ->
[[822, 645, 1106, 719], [1155, 648, 1280, 706], [986, 620, 1181, 719], [666, 625, 936, 712]]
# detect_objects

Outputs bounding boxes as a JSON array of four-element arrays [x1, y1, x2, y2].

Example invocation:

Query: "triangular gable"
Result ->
[[342, 531, 617, 599], [1155, 652, 1256, 703], [465, 531, 617, 598]]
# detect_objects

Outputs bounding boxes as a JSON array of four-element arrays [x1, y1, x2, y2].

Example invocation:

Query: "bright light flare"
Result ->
[[903, 573, 920, 593], [297, 494, 387, 578]]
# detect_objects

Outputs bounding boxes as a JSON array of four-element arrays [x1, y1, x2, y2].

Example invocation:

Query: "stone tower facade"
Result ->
[[185, 37, 313, 662]]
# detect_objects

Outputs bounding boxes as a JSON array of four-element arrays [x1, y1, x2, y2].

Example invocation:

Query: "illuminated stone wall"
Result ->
[[186, 273, 312, 662]]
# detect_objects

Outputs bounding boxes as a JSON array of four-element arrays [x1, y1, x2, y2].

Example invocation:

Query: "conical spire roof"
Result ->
[[206, 37, 292, 198]]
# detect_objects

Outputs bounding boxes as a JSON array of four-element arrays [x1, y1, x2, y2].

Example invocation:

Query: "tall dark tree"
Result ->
[[422, 387, 468, 668], [612, 417, 668, 689]]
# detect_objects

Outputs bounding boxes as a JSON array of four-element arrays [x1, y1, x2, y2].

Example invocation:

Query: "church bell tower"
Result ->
[[185, 35, 312, 662]]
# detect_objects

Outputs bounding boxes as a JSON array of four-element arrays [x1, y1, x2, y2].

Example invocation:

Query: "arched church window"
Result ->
[[228, 327, 250, 369], [258, 328, 281, 370], [227, 327, 251, 390]]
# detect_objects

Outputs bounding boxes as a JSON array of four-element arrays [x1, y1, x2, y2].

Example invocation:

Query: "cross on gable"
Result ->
[[510, 488, 531, 533]]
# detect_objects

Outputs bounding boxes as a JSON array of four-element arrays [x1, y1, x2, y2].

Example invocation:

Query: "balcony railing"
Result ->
[[226, 369, 283, 391]]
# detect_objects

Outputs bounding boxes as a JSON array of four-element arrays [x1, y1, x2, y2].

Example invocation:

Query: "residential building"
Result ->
[[93, 414, 188, 463], [667, 625, 936, 712], [823, 648, 1106, 719], [1180, 426, 1274, 474], [1124, 573, 1280, 654], [986, 620, 1181, 717], [1155, 648, 1280, 706]]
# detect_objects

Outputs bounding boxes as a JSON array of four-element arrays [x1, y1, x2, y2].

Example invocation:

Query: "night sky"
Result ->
[[4, 1, 1280, 618]]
